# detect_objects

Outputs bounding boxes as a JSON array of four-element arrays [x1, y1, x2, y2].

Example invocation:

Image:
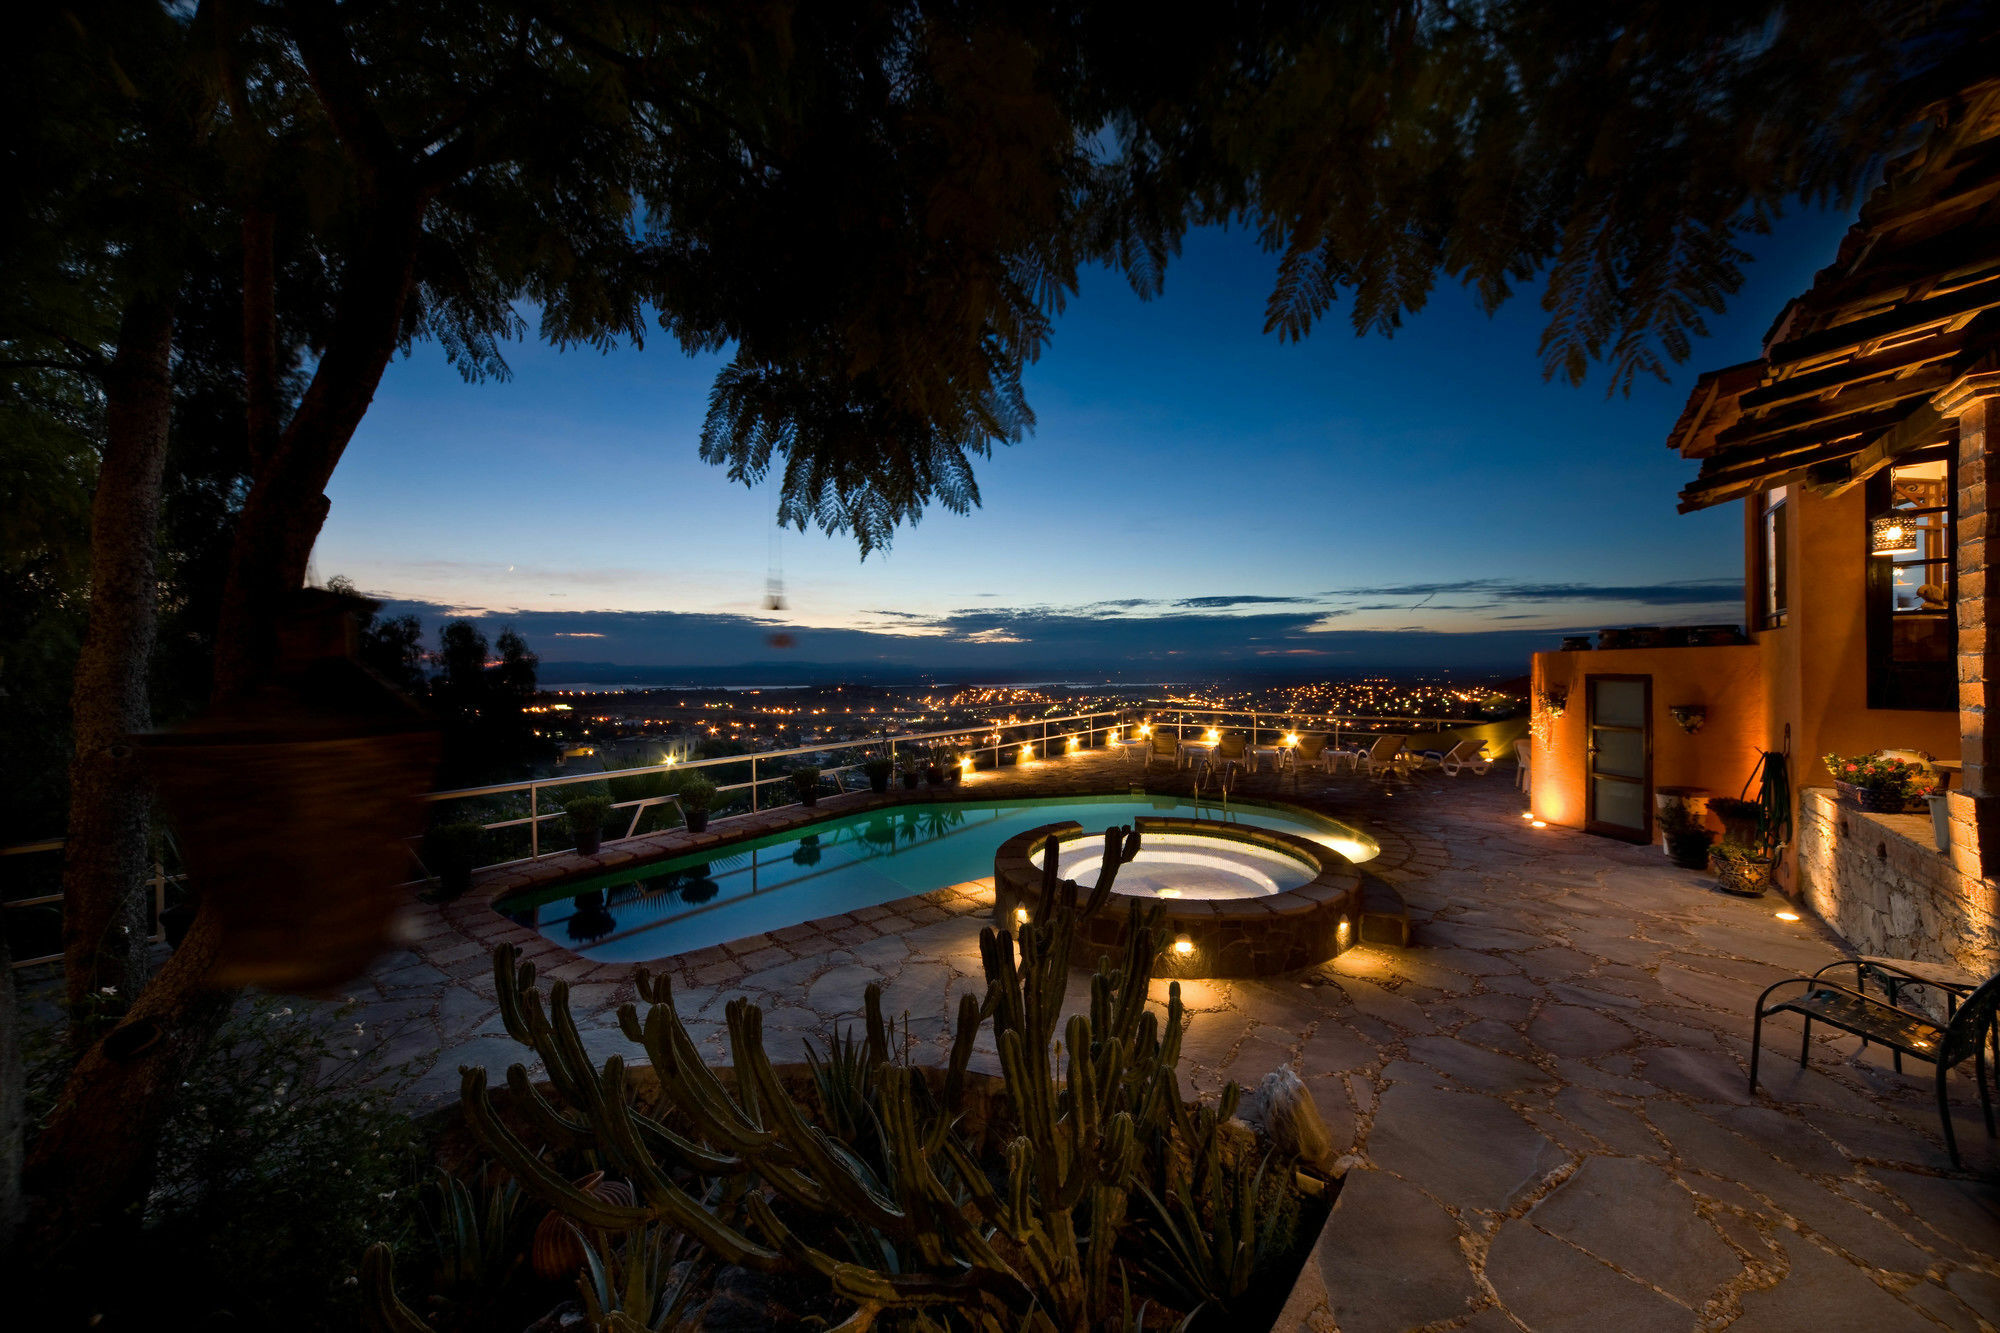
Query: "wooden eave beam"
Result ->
[[1763, 271, 2000, 368], [1718, 367, 1956, 449], [1737, 328, 1975, 412], [1804, 404, 1949, 497], [1711, 396, 1932, 457]]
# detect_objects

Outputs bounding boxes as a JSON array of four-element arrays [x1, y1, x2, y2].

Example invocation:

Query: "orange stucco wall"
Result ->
[[1529, 645, 1765, 835], [1529, 487, 1960, 861]]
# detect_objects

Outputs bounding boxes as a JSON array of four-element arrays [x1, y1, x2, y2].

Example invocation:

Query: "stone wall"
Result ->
[[1795, 787, 2000, 978]]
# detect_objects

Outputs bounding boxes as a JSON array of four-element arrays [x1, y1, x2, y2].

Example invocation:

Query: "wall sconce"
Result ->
[[1537, 688, 1568, 718], [1667, 704, 1707, 734], [1871, 515, 1917, 555]]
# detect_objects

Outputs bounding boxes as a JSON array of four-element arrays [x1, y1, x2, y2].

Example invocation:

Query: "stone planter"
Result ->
[[1927, 793, 1952, 853], [1836, 780, 1918, 814]]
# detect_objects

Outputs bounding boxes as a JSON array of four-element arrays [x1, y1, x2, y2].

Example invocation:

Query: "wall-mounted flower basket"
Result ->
[[1667, 704, 1707, 734], [1537, 688, 1569, 718]]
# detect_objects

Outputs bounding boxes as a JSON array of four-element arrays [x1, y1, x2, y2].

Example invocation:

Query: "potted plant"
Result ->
[[923, 750, 945, 786], [862, 758, 896, 794], [423, 821, 485, 900], [791, 765, 821, 807], [899, 751, 923, 790], [1656, 802, 1715, 870], [561, 793, 613, 856], [676, 775, 717, 833], [1706, 797, 1762, 847], [1710, 750, 1792, 897], [1822, 752, 1924, 813], [942, 750, 964, 785]]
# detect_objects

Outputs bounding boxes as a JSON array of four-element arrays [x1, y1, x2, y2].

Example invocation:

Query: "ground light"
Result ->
[[1775, 910, 1801, 922], [1014, 906, 1030, 925], [1172, 935, 1195, 956], [1531, 819, 1547, 828], [1019, 743, 1033, 761]]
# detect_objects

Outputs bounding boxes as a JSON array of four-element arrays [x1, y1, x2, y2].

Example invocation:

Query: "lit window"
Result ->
[[1867, 452, 1953, 711]]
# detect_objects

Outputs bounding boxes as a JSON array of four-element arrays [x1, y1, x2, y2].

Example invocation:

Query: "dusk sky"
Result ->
[[314, 208, 1856, 678]]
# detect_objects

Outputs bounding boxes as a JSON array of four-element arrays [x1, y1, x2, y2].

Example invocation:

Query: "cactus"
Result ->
[[369, 826, 1275, 1333]]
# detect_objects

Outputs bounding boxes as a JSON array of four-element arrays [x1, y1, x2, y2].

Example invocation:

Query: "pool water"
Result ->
[[498, 794, 1376, 964], [1039, 833, 1315, 900]]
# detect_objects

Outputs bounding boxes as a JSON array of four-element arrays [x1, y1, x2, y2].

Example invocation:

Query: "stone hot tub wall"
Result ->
[[992, 817, 1363, 979], [1795, 787, 2000, 979]]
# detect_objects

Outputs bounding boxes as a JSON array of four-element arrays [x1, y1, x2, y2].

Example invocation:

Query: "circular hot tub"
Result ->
[[994, 817, 1364, 978]]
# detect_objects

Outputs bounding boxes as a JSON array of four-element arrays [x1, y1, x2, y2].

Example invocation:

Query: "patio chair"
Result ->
[[1419, 739, 1490, 776], [1751, 968, 2000, 1166], [1213, 731, 1249, 779], [1357, 734, 1407, 777], [1291, 733, 1331, 774], [1148, 731, 1179, 767], [1514, 738, 1532, 792]]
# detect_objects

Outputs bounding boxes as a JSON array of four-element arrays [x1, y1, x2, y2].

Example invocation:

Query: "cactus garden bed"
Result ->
[[366, 844, 1341, 1332]]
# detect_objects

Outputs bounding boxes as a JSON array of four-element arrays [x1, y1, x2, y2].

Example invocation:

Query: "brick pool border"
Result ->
[[992, 817, 1364, 978]]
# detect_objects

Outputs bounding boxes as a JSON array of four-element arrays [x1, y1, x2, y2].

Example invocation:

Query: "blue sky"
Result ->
[[314, 209, 1854, 676]]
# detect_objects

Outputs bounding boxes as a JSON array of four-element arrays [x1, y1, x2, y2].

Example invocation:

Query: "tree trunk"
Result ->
[[21, 900, 231, 1265], [60, 294, 176, 1036], [212, 191, 426, 698], [0, 921, 23, 1259]]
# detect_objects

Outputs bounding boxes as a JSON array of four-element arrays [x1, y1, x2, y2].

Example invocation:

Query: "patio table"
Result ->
[[1249, 743, 1294, 773], [1108, 737, 1150, 764], [1177, 740, 1219, 770]]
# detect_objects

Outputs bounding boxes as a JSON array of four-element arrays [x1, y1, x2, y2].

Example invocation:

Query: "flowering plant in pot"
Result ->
[[790, 765, 821, 806], [560, 793, 613, 856], [676, 775, 717, 833], [1822, 752, 1924, 813], [861, 758, 896, 794]]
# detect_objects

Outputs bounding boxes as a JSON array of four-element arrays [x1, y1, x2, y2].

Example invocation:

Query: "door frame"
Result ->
[[1584, 673, 1653, 843]]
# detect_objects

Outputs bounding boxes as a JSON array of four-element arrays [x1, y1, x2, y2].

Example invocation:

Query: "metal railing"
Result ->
[[424, 709, 1131, 868], [2, 700, 1511, 953], [423, 701, 1502, 871], [2, 838, 174, 970]]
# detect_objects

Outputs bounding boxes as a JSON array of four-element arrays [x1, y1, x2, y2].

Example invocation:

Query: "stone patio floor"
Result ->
[[339, 751, 2000, 1331]]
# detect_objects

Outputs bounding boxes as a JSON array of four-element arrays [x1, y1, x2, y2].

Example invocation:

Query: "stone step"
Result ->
[[1358, 876, 1411, 947]]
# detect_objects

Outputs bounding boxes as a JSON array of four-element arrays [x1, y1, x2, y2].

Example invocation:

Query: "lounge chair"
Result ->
[[1751, 968, 2000, 1166], [1148, 731, 1179, 767], [1212, 731, 1249, 779], [1514, 738, 1532, 792], [1290, 733, 1331, 773], [1417, 739, 1490, 776], [1358, 734, 1407, 777]]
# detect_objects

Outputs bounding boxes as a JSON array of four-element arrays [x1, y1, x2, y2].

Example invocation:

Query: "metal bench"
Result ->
[[1751, 969, 2000, 1166]]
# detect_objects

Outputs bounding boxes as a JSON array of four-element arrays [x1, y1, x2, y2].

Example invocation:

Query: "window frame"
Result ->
[[1865, 446, 1955, 712], [1758, 486, 1789, 631]]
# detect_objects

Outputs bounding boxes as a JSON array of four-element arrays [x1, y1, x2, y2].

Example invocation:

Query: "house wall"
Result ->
[[1528, 644, 1765, 834]]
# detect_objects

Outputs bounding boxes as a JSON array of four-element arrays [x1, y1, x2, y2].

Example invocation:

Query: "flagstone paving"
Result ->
[[338, 751, 2000, 1330]]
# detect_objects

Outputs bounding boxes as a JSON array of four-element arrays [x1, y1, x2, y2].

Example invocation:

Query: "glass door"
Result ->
[[1586, 675, 1651, 842]]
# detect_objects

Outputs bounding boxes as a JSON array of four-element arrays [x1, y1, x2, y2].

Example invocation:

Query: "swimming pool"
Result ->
[[496, 794, 1377, 964]]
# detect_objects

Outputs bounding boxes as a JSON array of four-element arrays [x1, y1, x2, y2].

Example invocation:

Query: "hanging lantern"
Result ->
[[1870, 515, 1917, 555]]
